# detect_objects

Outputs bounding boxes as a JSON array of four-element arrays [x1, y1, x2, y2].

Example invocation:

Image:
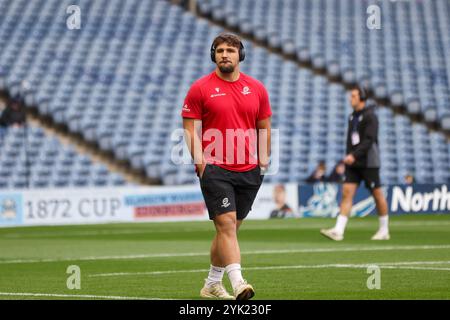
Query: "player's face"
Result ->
[[274, 187, 286, 204], [350, 89, 361, 109], [215, 43, 239, 73]]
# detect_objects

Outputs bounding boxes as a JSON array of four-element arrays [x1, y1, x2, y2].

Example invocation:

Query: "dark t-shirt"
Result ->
[[270, 204, 293, 218]]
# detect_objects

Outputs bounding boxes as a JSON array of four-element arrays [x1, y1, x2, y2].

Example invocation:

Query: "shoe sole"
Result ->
[[200, 289, 233, 300], [320, 230, 343, 241], [235, 287, 254, 300]]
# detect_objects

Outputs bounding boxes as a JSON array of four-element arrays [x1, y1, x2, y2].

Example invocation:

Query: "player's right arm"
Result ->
[[181, 83, 206, 177], [183, 118, 206, 177]]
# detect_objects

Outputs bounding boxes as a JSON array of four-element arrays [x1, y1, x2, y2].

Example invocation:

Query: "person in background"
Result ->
[[320, 85, 390, 241], [404, 174, 415, 185], [306, 160, 327, 183], [327, 160, 346, 183], [270, 184, 294, 218], [0, 98, 26, 128]]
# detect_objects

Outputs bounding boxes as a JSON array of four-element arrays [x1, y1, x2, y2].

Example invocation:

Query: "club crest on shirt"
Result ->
[[241, 86, 251, 95]]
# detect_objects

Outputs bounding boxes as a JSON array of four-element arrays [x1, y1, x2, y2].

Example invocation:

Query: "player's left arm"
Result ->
[[256, 84, 272, 169], [257, 116, 271, 169]]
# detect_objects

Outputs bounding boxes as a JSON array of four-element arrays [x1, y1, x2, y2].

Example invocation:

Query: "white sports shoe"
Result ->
[[320, 228, 344, 241], [371, 229, 390, 240], [233, 280, 255, 300], [200, 281, 234, 299]]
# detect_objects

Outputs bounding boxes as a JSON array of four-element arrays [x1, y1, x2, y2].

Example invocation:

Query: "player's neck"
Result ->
[[354, 104, 365, 113], [215, 68, 240, 82]]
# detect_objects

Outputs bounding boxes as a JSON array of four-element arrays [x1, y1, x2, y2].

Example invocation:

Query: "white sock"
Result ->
[[225, 263, 244, 290], [334, 215, 348, 235], [206, 265, 225, 286], [379, 215, 389, 232]]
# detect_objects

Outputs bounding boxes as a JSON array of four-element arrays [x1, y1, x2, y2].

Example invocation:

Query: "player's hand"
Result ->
[[259, 161, 269, 174], [343, 154, 355, 165], [197, 163, 207, 178]]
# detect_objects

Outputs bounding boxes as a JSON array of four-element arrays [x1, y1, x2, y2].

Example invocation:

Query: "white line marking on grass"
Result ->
[[2, 244, 450, 265], [379, 266, 450, 271], [0, 292, 168, 300], [1, 230, 154, 238], [89, 260, 450, 277]]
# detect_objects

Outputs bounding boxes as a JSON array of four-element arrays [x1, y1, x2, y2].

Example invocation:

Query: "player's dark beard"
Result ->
[[218, 64, 234, 73]]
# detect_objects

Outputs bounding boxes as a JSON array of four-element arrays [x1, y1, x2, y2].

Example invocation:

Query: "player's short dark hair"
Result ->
[[212, 33, 242, 50]]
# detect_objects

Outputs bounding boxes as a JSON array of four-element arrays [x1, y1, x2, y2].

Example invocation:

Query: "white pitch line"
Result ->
[[1, 244, 450, 265], [0, 292, 167, 300], [89, 260, 450, 277], [379, 266, 450, 271]]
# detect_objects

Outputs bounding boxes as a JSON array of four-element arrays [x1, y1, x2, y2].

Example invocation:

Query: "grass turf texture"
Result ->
[[0, 215, 449, 300]]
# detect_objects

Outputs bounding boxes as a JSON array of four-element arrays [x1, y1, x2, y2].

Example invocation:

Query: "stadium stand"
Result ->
[[197, 0, 450, 130], [0, 0, 449, 188], [0, 124, 128, 188]]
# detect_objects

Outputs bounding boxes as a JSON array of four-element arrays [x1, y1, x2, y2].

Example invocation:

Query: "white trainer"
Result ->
[[200, 281, 234, 299], [371, 229, 390, 240], [320, 228, 344, 241], [233, 280, 255, 300]]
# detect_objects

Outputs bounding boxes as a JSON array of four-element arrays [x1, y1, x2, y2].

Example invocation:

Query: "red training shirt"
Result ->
[[181, 71, 272, 172]]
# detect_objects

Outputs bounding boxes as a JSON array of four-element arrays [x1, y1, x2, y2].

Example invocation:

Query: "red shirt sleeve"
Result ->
[[257, 84, 272, 120], [181, 83, 203, 119]]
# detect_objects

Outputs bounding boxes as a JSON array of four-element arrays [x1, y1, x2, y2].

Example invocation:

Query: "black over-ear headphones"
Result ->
[[357, 84, 367, 101], [210, 35, 245, 63]]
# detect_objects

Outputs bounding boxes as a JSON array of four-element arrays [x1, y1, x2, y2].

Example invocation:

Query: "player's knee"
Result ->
[[214, 212, 237, 235], [342, 188, 354, 199]]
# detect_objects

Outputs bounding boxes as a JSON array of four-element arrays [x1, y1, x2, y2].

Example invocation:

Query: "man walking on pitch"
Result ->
[[182, 33, 272, 299], [320, 85, 390, 241]]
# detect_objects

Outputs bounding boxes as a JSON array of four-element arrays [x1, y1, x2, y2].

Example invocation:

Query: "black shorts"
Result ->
[[199, 164, 264, 220], [344, 166, 381, 191]]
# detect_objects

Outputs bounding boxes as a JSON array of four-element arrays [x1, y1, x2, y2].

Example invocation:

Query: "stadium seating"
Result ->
[[197, 0, 450, 130], [0, 0, 449, 188], [0, 125, 129, 189]]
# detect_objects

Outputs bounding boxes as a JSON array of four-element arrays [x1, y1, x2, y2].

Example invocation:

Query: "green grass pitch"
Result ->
[[0, 215, 449, 300]]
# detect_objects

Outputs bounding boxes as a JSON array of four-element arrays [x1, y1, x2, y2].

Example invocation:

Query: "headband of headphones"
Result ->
[[210, 34, 245, 63], [356, 84, 367, 101]]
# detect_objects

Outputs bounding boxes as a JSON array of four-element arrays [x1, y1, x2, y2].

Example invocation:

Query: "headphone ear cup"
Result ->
[[239, 47, 245, 62], [358, 85, 367, 101], [239, 42, 245, 62], [210, 46, 216, 63], [361, 88, 367, 101]]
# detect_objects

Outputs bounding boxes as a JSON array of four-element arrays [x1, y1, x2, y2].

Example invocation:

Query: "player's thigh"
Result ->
[[344, 165, 362, 185], [362, 168, 381, 191], [234, 166, 263, 220], [200, 165, 237, 220]]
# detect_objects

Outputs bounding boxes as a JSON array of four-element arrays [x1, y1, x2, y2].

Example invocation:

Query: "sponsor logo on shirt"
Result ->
[[210, 87, 227, 98], [182, 104, 191, 112]]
